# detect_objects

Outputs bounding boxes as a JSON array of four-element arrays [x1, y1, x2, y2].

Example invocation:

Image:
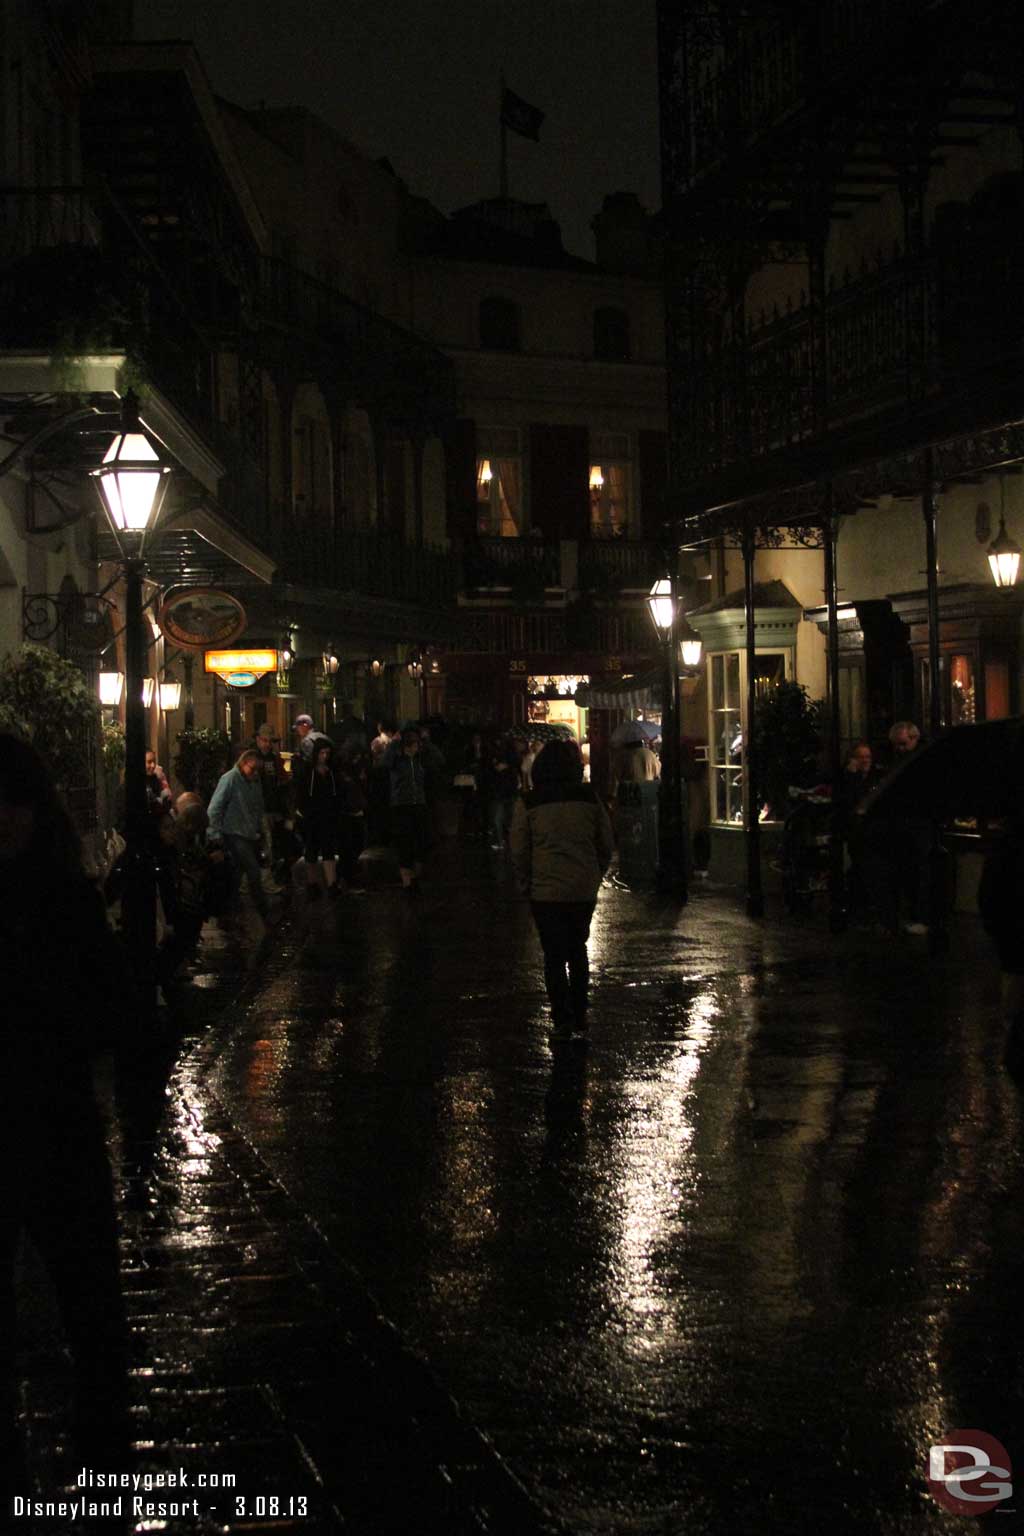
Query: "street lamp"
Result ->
[[92, 392, 175, 994], [648, 574, 688, 901]]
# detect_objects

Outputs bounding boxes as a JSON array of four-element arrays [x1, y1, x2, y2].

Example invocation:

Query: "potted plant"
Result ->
[[173, 727, 231, 802], [752, 679, 823, 822]]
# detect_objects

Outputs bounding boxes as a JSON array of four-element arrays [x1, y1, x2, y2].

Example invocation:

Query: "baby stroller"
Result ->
[[779, 784, 833, 913]]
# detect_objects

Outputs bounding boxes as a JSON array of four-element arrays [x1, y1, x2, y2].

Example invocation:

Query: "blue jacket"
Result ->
[[207, 765, 265, 842]]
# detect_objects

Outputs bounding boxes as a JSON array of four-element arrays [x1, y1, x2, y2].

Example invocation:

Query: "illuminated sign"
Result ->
[[204, 649, 277, 688]]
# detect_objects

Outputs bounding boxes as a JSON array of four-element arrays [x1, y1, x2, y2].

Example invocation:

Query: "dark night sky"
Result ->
[[132, 0, 661, 261]]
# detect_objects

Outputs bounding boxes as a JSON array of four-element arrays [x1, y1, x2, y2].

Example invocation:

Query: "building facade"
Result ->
[[657, 0, 1024, 890]]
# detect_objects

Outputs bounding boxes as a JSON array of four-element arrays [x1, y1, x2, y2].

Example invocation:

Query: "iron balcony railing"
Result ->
[[260, 256, 455, 420], [577, 538, 664, 591], [685, 0, 954, 182], [465, 536, 561, 589], [279, 519, 459, 609]]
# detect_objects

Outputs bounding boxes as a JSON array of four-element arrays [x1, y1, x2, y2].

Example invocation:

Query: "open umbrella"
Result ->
[[610, 719, 661, 747], [858, 717, 1024, 825]]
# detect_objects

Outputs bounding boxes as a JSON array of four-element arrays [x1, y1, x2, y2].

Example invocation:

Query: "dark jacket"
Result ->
[[510, 782, 615, 902], [245, 741, 288, 815], [294, 757, 342, 826], [382, 740, 429, 807]]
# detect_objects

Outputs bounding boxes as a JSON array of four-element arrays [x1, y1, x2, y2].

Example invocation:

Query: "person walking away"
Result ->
[[293, 738, 343, 900], [293, 712, 332, 763], [383, 726, 432, 889], [206, 748, 273, 929], [0, 733, 133, 1494], [488, 732, 522, 850], [455, 731, 486, 842], [247, 721, 289, 885], [510, 739, 614, 1042]]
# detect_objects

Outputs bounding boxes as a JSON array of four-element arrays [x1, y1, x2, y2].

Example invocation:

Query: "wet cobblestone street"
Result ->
[[14, 843, 1024, 1534]]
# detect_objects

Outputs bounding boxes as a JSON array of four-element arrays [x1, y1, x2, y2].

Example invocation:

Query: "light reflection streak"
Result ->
[[606, 995, 719, 1344]]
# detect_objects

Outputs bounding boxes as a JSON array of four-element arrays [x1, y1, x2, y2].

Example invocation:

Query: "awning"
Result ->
[[98, 516, 275, 588], [577, 666, 662, 711]]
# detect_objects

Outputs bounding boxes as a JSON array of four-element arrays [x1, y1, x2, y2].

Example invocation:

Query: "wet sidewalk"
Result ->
[[15, 909, 557, 1536], [14, 846, 1024, 1534]]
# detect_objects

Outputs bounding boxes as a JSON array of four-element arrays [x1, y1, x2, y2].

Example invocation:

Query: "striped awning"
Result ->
[[577, 666, 662, 712]]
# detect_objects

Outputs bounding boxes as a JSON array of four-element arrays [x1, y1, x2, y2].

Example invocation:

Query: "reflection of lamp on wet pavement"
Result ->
[[647, 576, 687, 901]]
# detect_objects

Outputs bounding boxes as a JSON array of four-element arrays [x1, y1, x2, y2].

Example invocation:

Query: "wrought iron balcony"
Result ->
[[577, 538, 665, 592], [278, 519, 459, 609], [679, 0, 958, 186], [464, 536, 561, 591], [259, 257, 455, 423]]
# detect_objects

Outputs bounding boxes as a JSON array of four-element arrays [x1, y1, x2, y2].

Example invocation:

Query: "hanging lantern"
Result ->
[[369, 658, 384, 677], [321, 648, 340, 677], [989, 515, 1021, 588], [159, 677, 182, 711], [99, 671, 124, 707], [407, 659, 424, 681], [680, 638, 703, 668], [141, 677, 155, 708], [589, 464, 605, 491], [479, 459, 493, 484]]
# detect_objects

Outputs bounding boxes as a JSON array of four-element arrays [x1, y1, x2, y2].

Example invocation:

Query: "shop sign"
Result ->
[[204, 648, 277, 688], [158, 587, 247, 650]]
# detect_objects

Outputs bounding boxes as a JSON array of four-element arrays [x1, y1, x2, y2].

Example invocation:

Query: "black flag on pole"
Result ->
[[501, 86, 545, 142]]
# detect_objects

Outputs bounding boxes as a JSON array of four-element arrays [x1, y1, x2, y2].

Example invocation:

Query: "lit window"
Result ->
[[476, 428, 522, 537], [589, 432, 631, 537]]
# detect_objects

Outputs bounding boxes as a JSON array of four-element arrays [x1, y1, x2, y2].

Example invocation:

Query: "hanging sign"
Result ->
[[204, 649, 277, 689], [158, 587, 247, 650]]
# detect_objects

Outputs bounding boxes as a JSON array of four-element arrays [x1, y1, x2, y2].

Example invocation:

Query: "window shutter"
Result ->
[[445, 418, 477, 540], [528, 423, 588, 540], [637, 430, 668, 538]]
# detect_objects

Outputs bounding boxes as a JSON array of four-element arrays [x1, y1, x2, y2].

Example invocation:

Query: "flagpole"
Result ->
[[499, 71, 508, 201]]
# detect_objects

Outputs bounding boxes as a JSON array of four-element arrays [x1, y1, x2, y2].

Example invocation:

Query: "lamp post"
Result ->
[[648, 576, 688, 901], [91, 392, 173, 995]]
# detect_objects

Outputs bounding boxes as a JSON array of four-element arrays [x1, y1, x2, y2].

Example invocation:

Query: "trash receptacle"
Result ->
[[615, 779, 660, 883]]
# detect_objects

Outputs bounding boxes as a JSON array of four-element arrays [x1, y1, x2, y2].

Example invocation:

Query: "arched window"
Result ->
[[593, 306, 630, 361], [479, 295, 521, 352]]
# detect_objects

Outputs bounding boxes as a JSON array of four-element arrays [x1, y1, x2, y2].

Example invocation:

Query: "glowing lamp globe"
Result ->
[[647, 578, 676, 636], [988, 516, 1021, 588]]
